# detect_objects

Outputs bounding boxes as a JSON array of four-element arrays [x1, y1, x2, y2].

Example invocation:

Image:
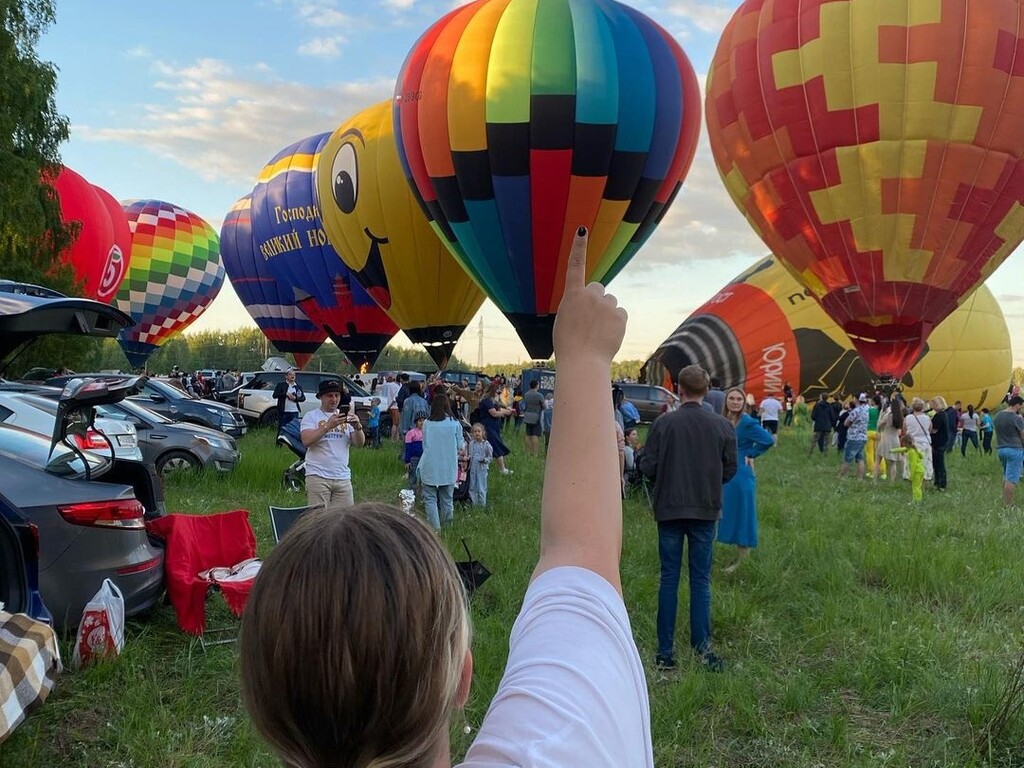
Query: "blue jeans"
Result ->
[[657, 518, 716, 658], [469, 462, 488, 506], [422, 484, 454, 530]]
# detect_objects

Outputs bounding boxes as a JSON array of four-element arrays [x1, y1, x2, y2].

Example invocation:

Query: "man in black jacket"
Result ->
[[273, 370, 305, 429], [640, 364, 737, 672]]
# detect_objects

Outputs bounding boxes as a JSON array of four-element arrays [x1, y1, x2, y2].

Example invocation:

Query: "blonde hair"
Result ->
[[931, 395, 948, 410], [911, 397, 927, 413], [239, 504, 471, 768]]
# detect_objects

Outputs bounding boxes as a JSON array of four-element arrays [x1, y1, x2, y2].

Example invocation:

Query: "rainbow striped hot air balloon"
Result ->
[[251, 133, 398, 370], [221, 195, 325, 370], [115, 200, 224, 368], [393, 0, 702, 359]]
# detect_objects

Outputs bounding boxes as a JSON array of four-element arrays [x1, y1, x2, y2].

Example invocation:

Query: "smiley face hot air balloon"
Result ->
[[221, 195, 325, 370], [251, 134, 398, 370], [393, 0, 701, 359], [318, 100, 485, 368], [643, 255, 1011, 409], [114, 200, 224, 368], [707, 0, 1024, 380], [52, 167, 132, 302]]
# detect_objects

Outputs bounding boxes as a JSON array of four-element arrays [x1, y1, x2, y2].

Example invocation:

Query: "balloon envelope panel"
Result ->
[[645, 255, 1011, 409], [115, 200, 224, 367], [53, 167, 132, 302], [220, 194, 325, 369], [251, 133, 397, 368], [707, 0, 1024, 378], [318, 100, 485, 369], [394, 0, 702, 358]]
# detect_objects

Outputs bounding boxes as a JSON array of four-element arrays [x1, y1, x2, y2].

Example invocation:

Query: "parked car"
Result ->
[[0, 289, 165, 629], [46, 374, 247, 438], [0, 492, 51, 625], [234, 370, 373, 427], [0, 391, 144, 462], [437, 369, 490, 388], [615, 382, 680, 423]]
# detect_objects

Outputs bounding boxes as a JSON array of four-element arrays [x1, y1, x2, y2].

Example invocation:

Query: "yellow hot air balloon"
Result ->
[[644, 255, 1011, 409], [317, 100, 485, 369]]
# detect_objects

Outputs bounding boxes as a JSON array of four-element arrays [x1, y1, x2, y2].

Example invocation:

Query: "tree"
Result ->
[[0, 2, 95, 373]]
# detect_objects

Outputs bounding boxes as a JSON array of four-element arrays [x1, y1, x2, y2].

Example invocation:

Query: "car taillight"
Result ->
[[57, 499, 145, 529], [72, 429, 110, 451]]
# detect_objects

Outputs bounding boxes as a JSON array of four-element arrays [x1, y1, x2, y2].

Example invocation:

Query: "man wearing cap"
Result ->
[[301, 379, 365, 512], [839, 393, 870, 479], [994, 395, 1024, 507], [273, 369, 305, 429]]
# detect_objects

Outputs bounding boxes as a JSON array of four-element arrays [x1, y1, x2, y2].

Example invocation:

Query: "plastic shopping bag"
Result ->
[[71, 579, 125, 670]]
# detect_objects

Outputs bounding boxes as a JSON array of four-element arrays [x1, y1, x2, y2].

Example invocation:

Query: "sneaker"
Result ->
[[698, 650, 726, 672], [500, 468, 513, 475], [655, 654, 676, 671]]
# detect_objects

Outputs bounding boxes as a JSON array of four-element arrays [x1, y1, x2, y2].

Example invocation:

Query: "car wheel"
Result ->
[[157, 450, 201, 477], [259, 409, 279, 427]]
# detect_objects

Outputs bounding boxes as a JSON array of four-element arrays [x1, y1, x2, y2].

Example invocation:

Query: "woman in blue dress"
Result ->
[[479, 380, 515, 475], [718, 387, 775, 573]]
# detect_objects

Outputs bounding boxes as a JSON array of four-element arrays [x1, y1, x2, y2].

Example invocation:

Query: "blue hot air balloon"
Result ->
[[250, 133, 397, 369], [220, 194, 325, 369]]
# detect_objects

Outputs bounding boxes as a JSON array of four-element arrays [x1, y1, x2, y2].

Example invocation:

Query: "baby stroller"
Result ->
[[453, 417, 472, 505], [276, 418, 306, 492]]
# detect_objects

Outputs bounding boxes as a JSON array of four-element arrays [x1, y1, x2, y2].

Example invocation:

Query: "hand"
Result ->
[[346, 413, 360, 425], [553, 226, 627, 365], [327, 412, 346, 430]]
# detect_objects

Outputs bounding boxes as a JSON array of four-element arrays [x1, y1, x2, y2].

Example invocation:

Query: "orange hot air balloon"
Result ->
[[707, 1, 1024, 380]]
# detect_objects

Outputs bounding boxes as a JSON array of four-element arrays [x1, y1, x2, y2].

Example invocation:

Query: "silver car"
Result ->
[[0, 391, 143, 461], [0, 424, 164, 629]]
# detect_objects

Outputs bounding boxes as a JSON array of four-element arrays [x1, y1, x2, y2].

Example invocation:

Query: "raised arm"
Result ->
[[534, 227, 628, 595]]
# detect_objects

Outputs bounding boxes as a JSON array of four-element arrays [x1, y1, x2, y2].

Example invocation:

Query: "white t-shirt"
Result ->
[[300, 408, 355, 480], [904, 411, 932, 449], [380, 381, 401, 410], [284, 383, 300, 413], [460, 567, 653, 768], [759, 397, 782, 422]]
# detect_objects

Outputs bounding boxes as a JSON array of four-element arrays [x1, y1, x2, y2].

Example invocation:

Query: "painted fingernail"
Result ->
[[577, 226, 587, 237]]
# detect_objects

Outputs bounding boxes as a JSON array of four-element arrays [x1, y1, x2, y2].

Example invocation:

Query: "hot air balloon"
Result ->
[[317, 100, 486, 368], [707, 0, 1024, 381], [250, 133, 398, 370], [52, 167, 132, 302], [221, 195, 325, 370], [643, 255, 1011, 409], [114, 200, 224, 368], [393, 0, 702, 359]]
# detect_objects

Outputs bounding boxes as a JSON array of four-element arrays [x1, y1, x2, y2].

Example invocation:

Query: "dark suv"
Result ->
[[47, 375, 247, 437], [615, 382, 680, 423]]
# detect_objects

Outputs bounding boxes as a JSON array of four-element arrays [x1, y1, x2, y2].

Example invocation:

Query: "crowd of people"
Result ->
[[235, 224, 1024, 767]]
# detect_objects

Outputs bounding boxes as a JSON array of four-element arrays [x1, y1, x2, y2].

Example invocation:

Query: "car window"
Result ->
[[0, 404, 12, 422], [295, 374, 318, 390], [342, 377, 370, 397]]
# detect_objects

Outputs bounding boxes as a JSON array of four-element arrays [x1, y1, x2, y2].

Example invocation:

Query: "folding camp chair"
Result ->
[[623, 458, 654, 510], [146, 510, 259, 647], [268, 504, 322, 544]]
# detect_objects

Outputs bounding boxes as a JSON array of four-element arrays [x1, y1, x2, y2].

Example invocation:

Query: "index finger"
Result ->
[[564, 225, 589, 292]]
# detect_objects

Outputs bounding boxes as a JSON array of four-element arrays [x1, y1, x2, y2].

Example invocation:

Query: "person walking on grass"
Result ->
[[809, 393, 833, 455], [981, 407, 995, 455], [874, 394, 904, 482], [994, 395, 1024, 508], [839, 394, 870, 479], [240, 225, 657, 767], [419, 393, 464, 530], [892, 433, 925, 502], [758, 392, 781, 442], [960, 404, 981, 456], [468, 423, 493, 507], [640, 364, 737, 672], [718, 387, 774, 574], [479, 380, 514, 475], [521, 379, 546, 457]]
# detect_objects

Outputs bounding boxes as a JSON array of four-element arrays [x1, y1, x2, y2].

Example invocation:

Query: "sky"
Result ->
[[38, 0, 1024, 367]]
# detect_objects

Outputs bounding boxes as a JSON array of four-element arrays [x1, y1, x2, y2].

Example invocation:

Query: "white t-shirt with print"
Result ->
[[459, 567, 653, 768], [283, 383, 300, 413], [300, 408, 355, 480]]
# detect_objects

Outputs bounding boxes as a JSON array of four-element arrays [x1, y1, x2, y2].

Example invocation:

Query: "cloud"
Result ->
[[76, 58, 393, 184], [297, 36, 346, 58], [124, 45, 150, 59], [661, 0, 735, 34]]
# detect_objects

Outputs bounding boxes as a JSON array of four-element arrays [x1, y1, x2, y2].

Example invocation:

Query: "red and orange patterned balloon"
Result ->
[[707, 0, 1024, 379]]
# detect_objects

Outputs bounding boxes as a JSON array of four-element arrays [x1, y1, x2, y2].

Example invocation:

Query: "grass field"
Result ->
[[5, 421, 1024, 767]]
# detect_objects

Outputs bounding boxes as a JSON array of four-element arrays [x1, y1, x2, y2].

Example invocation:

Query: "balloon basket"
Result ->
[[872, 376, 904, 396]]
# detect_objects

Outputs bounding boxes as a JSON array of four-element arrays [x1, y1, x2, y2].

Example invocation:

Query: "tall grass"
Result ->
[[4, 423, 1024, 767]]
